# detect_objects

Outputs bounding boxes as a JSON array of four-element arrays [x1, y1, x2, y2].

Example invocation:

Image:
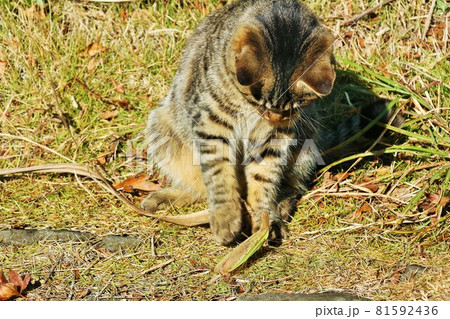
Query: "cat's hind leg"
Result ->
[[142, 107, 206, 212], [141, 187, 202, 213]]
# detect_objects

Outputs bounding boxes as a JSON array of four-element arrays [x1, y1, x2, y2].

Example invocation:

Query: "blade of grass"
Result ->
[[381, 122, 450, 146], [319, 147, 449, 174], [215, 212, 270, 274], [338, 59, 410, 94]]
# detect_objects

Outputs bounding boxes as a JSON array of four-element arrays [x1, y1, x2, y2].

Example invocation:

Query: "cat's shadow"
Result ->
[[316, 68, 404, 173]]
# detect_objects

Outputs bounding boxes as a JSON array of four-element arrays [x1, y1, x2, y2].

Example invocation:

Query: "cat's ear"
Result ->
[[294, 32, 336, 96], [295, 55, 335, 96], [230, 26, 266, 86]]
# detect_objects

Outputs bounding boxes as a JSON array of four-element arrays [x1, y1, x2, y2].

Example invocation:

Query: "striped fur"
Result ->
[[142, 0, 337, 245]]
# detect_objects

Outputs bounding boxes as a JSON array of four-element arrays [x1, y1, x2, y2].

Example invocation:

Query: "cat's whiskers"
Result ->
[[298, 108, 319, 135]]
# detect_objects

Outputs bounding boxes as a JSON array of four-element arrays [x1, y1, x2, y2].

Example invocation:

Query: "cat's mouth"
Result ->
[[258, 101, 301, 124]]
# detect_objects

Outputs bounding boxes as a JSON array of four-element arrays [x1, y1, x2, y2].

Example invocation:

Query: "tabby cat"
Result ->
[[142, 0, 381, 245]]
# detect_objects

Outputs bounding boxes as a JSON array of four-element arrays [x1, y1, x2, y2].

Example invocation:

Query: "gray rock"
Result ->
[[0, 229, 141, 252], [99, 235, 142, 252], [238, 292, 371, 301], [401, 264, 428, 281], [0, 229, 91, 245]]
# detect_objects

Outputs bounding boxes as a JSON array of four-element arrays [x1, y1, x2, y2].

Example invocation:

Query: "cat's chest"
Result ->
[[233, 111, 272, 141]]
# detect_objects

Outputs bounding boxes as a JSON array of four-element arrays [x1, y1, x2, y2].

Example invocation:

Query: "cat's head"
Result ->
[[227, 5, 335, 124]]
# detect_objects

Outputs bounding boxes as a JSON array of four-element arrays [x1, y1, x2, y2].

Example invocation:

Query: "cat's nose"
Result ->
[[264, 110, 284, 123], [265, 99, 294, 111], [265, 101, 285, 111], [271, 101, 293, 111]]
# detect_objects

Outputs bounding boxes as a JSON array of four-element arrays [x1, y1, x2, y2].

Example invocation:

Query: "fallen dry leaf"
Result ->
[[112, 79, 125, 94], [0, 283, 21, 301], [360, 202, 372, 213], [419, 201, 433, 213], [100, 110, 119, 120], [322, 172, 339, 191], [0, 269, 30, 300], [323, 172, 333, 184], [361, 183, 379, 193], [215, 212, 270, 274], [390, 186, 412, 200], [352, 202, 372, 221], [78, 43, 107, 58], [87, 57, 104, 72], [427, 21, 446, 38], [357, 35, 366, 48], [0, 270, 7, 284], [430, 215, 438, 226], [119, 8, 129, 22], [96, 155, 107, 165], [439, 196, 449, 208], [334, 172, 352, 181], [376, 167, 391, 176], [426, 193, 440, 204], [9, 269, 30, 294], [8, 269, 22, 288], [421, 194, 449, 215], [76, 288, 90, 299], [114, 173, 162, 193]]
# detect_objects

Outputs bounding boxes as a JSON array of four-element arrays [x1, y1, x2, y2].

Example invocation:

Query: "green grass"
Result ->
[[0, 0, 449, 300]]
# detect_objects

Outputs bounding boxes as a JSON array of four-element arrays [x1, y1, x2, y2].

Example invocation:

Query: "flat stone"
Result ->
[[0, 229, 91, 245], [0, 229, 141, 252], [238, 292, 370, 301], [99, 235, 142, 252], [401, 264, 428, 281]]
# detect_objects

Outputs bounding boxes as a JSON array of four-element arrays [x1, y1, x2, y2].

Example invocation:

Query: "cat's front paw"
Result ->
[[252, 212, 288, 241], [210, 208, 242, 245], [268, 217, 289, 242]]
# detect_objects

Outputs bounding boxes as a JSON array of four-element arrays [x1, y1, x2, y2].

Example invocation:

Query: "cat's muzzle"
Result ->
[[260, 101, 300, 123]]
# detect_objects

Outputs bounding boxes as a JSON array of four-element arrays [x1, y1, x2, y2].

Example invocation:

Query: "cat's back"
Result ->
[[163, 1, 248, 128]]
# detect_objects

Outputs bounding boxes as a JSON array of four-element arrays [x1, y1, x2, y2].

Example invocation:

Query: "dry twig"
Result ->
[[342, 0, 397, 26], [140, 259, 174, 275]]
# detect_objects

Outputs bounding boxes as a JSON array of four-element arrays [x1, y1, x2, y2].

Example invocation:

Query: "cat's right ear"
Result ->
[[230, 26, 266, 86]]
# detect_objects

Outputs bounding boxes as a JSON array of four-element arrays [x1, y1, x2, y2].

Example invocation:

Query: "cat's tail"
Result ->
[[319, 100, 403, 161]]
